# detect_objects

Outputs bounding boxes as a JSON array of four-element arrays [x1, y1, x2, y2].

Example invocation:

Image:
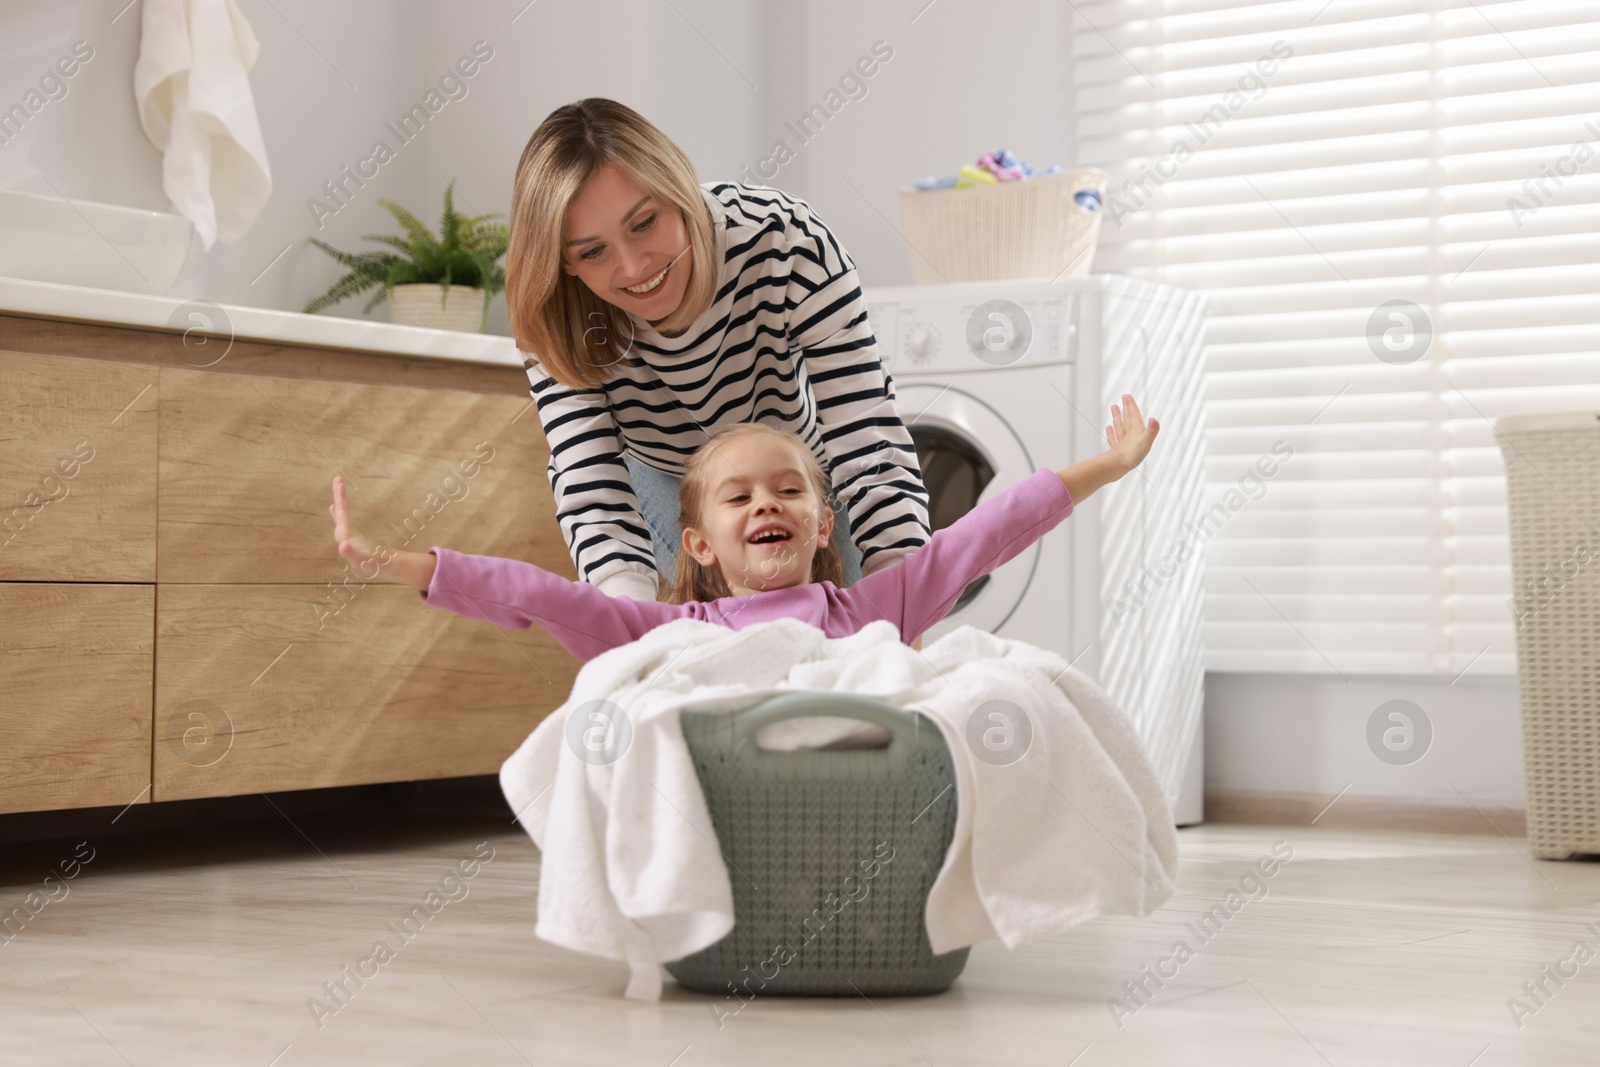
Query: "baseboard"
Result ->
[[0, 775, 510, 848], [1204, 788, 1526, 837]]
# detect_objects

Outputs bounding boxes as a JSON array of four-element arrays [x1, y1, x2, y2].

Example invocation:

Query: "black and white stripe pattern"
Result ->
[[525, 181, 931, 597]]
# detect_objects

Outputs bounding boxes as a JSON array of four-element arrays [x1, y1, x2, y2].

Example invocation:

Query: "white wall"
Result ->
[[0, 0, 772, 331], [0, 0, 1526, 812], [421, 0, 772, 336], [1205, 673, 1525, 807], [0, 0, 1072, 315], [762, 0, 1077, 288], [2, 0, 434, 315]]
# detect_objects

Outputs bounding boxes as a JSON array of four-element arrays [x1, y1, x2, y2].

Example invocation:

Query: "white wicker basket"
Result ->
[[387, 283, 487, 333], [896, 168, 1107, 284], [1494, 409, 1600, 859]]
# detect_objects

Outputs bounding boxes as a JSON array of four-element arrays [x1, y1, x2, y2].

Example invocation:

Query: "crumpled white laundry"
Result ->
[[499, 616, 1179, 1001], [133, 0, 272, 250]]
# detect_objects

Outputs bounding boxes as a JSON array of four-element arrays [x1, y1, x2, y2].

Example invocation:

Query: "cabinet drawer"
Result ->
[[0, 583, 153, 814], [153, 583, 579, 800], [157, 366, 571, 583], [0, 350, 157, 581]]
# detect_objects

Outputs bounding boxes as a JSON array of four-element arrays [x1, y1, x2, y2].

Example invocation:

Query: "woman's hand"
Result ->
[[329, 476, 437, 591]]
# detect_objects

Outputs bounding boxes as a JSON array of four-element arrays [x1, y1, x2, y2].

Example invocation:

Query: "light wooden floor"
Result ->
[[3, 791, 1597, 1066]]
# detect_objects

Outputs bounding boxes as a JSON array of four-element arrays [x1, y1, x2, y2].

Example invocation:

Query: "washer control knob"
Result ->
[[905, 324, 939, 364]]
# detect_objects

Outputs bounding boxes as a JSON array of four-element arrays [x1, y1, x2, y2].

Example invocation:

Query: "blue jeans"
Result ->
[[624, 453, 863, 587]]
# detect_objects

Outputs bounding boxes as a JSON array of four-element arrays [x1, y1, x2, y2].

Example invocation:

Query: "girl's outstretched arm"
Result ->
[[841, 394, 1159, 645], [329, 476, 684, 660], [330, 475, 438, 590]]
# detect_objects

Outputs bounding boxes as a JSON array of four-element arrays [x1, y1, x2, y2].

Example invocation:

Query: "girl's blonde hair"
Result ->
[[505, 98, 720, 389], [666, 423, 845, 605]]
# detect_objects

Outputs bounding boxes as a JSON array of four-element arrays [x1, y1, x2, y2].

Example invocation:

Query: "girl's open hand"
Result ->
[[1104, 394, 1159, 477], [330, 476, 385, 568], [329, 476, 436, 590]]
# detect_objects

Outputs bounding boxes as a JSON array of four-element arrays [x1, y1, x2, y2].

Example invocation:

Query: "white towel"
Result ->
[[499, 617, 1179, 1000], [133, 0, 271, 251]]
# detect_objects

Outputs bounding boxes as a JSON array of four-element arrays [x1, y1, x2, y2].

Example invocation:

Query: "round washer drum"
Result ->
[[895, 382, 1038, 642]]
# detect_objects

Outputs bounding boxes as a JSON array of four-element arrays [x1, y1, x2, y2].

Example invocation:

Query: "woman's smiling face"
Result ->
[[562, 164, 692, 326]]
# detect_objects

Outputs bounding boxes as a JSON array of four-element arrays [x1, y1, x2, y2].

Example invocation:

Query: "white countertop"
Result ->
[[0, 276, 522, 368]]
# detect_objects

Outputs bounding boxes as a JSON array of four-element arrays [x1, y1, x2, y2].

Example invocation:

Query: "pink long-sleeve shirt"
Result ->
[[418, 466, 1074, 661]]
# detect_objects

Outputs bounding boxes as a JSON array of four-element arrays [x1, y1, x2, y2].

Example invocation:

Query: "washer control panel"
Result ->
[[865, 288, 1078, 374]]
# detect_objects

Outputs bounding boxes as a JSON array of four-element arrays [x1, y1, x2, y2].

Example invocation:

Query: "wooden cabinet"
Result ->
[[0, 584, 153, 814], [1, 327, 580, 815], [153, 584, 573, 801], [0, 350, 158, 582], [155, 364, 558, 582]]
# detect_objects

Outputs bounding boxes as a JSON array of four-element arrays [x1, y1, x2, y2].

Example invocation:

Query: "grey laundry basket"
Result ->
[[665, 691, 970, 996]]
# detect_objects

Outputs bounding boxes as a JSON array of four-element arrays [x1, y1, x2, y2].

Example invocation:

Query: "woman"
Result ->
[[505, 97, 931, 603]]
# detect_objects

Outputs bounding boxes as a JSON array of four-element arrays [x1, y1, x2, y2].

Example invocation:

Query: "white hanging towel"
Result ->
[[133, 0, 272, 250]]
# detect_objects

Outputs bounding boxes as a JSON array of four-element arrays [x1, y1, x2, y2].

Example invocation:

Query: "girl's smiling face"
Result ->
[[681, 434, 835, 597], [561, 164, 692, 326]]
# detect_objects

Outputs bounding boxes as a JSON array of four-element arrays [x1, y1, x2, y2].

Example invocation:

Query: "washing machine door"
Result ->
[[895, 383, 1038, 641]]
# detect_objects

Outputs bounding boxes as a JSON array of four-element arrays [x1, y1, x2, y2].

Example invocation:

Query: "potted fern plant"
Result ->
[[303, 179, 508, 333]]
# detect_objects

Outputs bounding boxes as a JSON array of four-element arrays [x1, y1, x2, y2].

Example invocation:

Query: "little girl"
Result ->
[[328, 396, 1159, 658]]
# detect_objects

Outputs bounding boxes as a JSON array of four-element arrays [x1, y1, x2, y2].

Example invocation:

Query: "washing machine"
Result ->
[[864, 275, 1208, 825]]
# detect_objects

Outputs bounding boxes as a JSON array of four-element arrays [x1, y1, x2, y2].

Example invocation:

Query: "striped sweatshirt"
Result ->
[[524, 181, 932, 601]]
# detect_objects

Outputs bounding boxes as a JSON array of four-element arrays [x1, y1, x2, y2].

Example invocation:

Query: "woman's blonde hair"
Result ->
[[506, 98, 720, 389], [666, 423, 845, 605]]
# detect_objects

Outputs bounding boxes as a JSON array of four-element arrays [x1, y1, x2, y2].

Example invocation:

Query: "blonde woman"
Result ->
[[505, 97, 931, 604]]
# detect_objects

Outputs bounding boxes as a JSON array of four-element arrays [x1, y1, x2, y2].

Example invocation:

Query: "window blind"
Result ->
[[1072, 0, 1600, 676]]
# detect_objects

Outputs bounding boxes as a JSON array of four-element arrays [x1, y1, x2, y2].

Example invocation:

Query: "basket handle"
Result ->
[[727, 691, 926, 760]]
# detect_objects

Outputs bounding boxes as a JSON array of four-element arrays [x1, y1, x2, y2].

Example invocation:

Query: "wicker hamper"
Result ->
[[896, 167, 1107, 284], [1494, 410, 1600, 859], [664, 691, 970, 996]]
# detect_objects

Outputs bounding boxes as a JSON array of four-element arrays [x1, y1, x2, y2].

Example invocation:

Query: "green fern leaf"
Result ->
[[303, 268, 382, 314], [359, 234, 417, 257], [305, 184, 511, 319], [308, 238, 395, 274], [377, 198, 442, 261], [440, 179, 463, 255]]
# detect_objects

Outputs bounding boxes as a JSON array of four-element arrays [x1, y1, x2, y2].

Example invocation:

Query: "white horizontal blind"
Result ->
[[1073, 0, 1600, 676]]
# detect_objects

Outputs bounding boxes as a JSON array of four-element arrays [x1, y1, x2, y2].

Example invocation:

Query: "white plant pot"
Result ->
[[387, 283, 487, 333]]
